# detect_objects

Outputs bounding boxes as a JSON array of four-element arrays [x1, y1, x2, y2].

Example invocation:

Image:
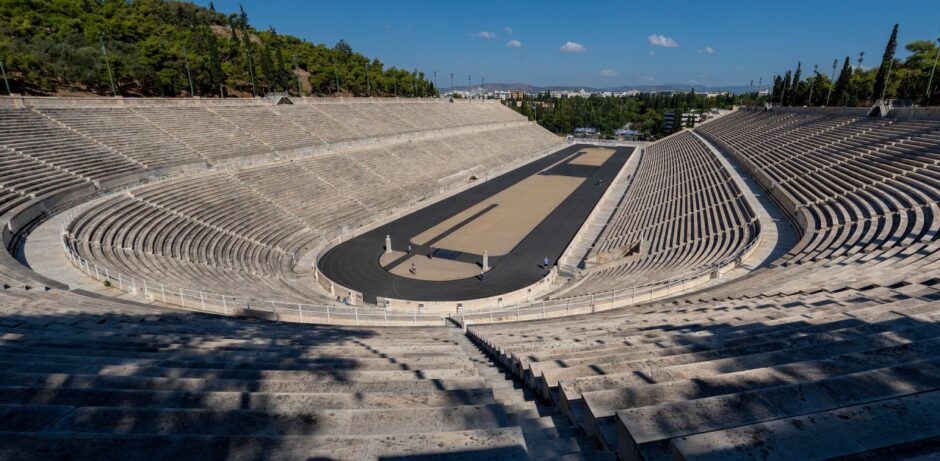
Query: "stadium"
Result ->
[[1, 2, 939, 460]]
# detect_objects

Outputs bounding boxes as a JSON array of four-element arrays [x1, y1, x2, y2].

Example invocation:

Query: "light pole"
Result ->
[[182, 42, 195, 97], [467, 74, 471, 100], [826, 59, 837, 107], [0, 56, 10, 96], [365, 62, 371, 97], [433, 70, 437, 96], [450, 73, 454, 97], [481, 75, 485, 101], [925, 37, 940, 105], [98, 33, 118, 97], [807, 64, 818, 106]]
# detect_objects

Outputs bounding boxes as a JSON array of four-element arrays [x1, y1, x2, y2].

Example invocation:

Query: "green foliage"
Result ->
[[0, 0, 435, 97], [513, 91, 746, 140], [832, 56, 853, 106], [873, 23, 899, 101], [771, 24, 940, 107]]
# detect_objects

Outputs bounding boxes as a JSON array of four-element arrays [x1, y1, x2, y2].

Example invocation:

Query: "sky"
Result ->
[[197, 0, 940, 89]]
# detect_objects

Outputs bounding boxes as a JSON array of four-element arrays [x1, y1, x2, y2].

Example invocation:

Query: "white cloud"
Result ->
[[471, 31, 496, 39], [559, 41, 586, 53], [506, 39, 522, 48], [504, 27, 514, 35], [698, 46, 715, 54], [599, 68, 618, 77], [647, 34, 679, 48]]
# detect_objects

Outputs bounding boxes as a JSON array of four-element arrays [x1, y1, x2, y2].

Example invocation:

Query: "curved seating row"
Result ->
[[697, 109, 940, 263], [565, 131, 758, 297]]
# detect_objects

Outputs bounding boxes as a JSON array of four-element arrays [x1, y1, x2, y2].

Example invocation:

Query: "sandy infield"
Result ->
[[412, 174, 584, 255], [569, 147, 616, 166]]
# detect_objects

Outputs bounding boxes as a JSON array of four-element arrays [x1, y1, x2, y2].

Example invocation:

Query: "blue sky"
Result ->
[[197, 0, 939, 88]]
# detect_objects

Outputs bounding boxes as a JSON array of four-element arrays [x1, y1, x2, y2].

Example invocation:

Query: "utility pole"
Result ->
[[807, 64, 818, 106], [182, 42, 195, 97], [0, 56, 10, 95], [826, 59, 837, 107], [925, 37, 940, 104], [98, 33, 118, 97]]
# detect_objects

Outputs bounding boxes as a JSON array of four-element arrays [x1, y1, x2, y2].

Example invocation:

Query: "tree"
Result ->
[[334, 39, 352, 57], [203, 27, 224, 96], [780, 70, 792, 105], [832, 56, 853, 106], [872, 23, 898, 101], [789, 62, 802, 105]]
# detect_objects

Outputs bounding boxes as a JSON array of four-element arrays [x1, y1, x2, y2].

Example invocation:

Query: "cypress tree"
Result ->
[[832, 56, 853, 106], [872, 23, 898, 101], [790, 62, 802, 105]]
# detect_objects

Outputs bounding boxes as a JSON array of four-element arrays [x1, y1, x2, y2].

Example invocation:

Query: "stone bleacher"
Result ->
[[6, 99, 940, 459], [0, 98, 630, 459], [0, 289, 536, 460], [65, 124, 559, 303], [562, 131, 758, 297], [466, 109, 940, 460]]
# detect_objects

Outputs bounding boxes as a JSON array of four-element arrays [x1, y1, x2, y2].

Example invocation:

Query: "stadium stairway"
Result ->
[[0, 285, 625, 460], [452, 329, 616, 460]]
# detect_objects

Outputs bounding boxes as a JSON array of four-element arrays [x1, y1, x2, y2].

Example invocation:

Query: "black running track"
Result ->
[[317, 144, 633, 303]]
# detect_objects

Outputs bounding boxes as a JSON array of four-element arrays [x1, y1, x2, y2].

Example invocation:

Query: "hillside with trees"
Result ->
[[0, 0, 436, 97]]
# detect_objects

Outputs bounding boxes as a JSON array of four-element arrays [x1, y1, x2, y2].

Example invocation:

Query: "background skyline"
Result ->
[[197, 0, 939, 89]]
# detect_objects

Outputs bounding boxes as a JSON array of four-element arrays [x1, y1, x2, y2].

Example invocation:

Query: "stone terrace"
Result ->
[[468, 108, 940, 460]]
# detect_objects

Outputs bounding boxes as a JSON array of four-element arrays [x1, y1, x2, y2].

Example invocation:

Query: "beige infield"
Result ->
[[569, 147, 616, 166], [382, 147, 616, 282], [412, 174, 582, 256]]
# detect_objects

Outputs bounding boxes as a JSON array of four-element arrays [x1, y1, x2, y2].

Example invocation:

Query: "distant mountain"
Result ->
[[441, 82, 754, 94]]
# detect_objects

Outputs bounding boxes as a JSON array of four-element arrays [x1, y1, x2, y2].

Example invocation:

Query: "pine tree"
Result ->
[[781, 70, 792, 105], [873, 23, 898, 101], [832, 56, 853, 106]]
